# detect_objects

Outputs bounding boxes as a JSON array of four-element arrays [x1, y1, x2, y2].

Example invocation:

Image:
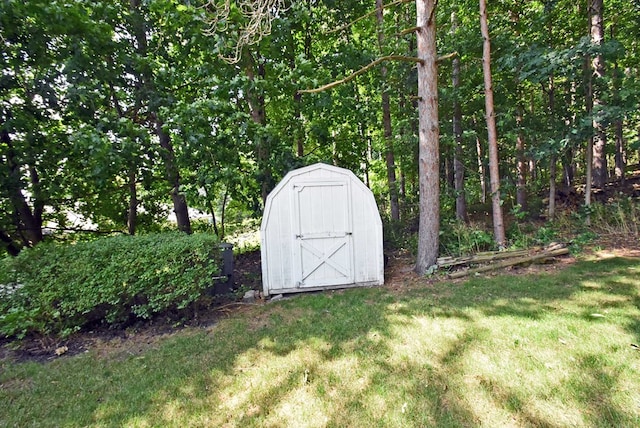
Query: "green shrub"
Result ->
[[0, 233, 220, 339], [439, 220, 495, 257]]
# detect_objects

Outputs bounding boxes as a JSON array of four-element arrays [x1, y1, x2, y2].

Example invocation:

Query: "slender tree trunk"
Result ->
[[127, 169, 137, 235], [548, 157, 557, 220], [511, 8, 527, 212], [590, 0, 607, 189], [474, 118, 487, 203], [515, 104, 527, 211], [585, 54, 594, 225], [415, 0, 440, 274], [479, 0, 506, 246], [612, 53, 625, 182], [451, 13, 468, 223], [244, 51, 271, 204], [202, 185, 220, 237], [155, 118, 192, 233], [615, 119, 625, 182], [547, 69, 557, 220], [376, 0, 400, 221]]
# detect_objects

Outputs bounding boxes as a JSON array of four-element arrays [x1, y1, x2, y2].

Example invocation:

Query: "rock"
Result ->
[[269, 294, 284, 302], [242, 290, 257, 303]]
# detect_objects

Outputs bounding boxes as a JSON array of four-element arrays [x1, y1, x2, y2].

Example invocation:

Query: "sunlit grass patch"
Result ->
[[1, 256, 639, 427]]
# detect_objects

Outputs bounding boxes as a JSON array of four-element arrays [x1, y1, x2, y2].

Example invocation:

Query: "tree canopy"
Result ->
[[2, 0, 639, 259]]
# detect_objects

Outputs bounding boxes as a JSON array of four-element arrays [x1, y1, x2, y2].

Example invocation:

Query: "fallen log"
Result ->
[[437, 248, 533, 268], [447, 247, 570, 279]]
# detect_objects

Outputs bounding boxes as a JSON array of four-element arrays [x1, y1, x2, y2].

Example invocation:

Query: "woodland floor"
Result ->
[[2, 170, 640, 364]]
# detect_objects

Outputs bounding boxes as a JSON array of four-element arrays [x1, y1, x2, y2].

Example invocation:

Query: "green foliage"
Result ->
[[0, 233, 220, 339], [439, 220, 495, 257], [590, 196, 640, 235]]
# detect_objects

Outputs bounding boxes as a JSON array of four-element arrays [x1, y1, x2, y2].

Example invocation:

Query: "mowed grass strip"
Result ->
[[1, 256, 639, 427]]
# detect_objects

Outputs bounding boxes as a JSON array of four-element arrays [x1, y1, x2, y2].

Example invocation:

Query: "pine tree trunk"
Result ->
[[479, 0, 506, 247], [451, 12, 468, 223], [415, 0, 440, 274]]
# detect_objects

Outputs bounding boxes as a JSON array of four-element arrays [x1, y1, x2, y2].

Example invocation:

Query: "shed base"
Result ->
[[263, 279, 383, 297]]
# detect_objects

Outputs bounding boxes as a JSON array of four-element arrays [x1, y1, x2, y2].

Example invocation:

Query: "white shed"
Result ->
[[260, 163, 384, 296]]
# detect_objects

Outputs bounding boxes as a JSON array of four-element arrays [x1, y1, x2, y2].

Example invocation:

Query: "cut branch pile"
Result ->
[[438, 243, 570, 279]]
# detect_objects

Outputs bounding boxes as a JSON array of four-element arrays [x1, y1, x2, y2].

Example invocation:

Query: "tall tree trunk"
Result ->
[[415, 0, 440, 274], [376, 0, 400, 221], [479, 0, 506, 247], [590, 0, 607, 189], [584, 54, 594, 225], [451, 12, 468, 223], [515, 103, 527, 211], [511, 8, 527, 212], [244, 51, 271, 204], [612, 49, 625, 183]]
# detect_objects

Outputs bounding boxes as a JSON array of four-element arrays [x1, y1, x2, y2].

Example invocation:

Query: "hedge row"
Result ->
[[0, 233, 220, 339]]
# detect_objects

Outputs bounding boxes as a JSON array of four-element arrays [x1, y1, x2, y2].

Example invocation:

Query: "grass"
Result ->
[[1, 255, 640, 427]]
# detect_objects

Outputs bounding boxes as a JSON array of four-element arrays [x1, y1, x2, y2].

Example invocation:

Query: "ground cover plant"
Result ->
[[0, 233, 221, 339], [1, 252, 639, 427]]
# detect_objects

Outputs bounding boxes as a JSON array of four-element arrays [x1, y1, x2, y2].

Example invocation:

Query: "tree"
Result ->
[[479, 0, 505, 246], [451, 12, 468, 223], [128, 0, 192, 234], [414, 0, 440, 273], [590, 0, 607, 190], [376, 0, 400, 222]]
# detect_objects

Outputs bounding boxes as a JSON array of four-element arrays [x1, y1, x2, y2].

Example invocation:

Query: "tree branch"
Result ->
[[298, 55, 423, 94], [437, 51, 458, 62], [327, 0, 413, 34], [397, 26, 421, 37], [428, 0, 439, 26]]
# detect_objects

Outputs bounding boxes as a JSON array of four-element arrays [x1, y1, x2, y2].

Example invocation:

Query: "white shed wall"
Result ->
[[261, 163, 384, 296]]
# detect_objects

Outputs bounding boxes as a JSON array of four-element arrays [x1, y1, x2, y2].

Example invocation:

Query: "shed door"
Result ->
[[293, 180, 354, 288]]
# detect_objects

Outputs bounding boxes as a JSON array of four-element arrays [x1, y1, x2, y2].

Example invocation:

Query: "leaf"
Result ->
[[55, 346, 68, 356]]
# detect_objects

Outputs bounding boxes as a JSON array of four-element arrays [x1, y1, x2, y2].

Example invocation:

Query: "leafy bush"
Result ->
[[439, 220, 495, 257], [0, 233, 220, 339]]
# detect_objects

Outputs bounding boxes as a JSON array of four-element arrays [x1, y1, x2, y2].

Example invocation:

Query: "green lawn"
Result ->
[[1, 255, 639, 427]]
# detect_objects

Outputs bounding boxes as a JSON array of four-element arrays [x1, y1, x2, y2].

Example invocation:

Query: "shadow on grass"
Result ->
[[1, 257, 639, 426]]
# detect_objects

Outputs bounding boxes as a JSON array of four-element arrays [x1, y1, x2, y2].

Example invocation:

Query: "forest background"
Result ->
[[2, 0, 639, 264]]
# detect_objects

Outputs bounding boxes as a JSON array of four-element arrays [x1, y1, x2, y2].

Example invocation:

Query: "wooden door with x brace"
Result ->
[[292, 179, 354, 288]]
